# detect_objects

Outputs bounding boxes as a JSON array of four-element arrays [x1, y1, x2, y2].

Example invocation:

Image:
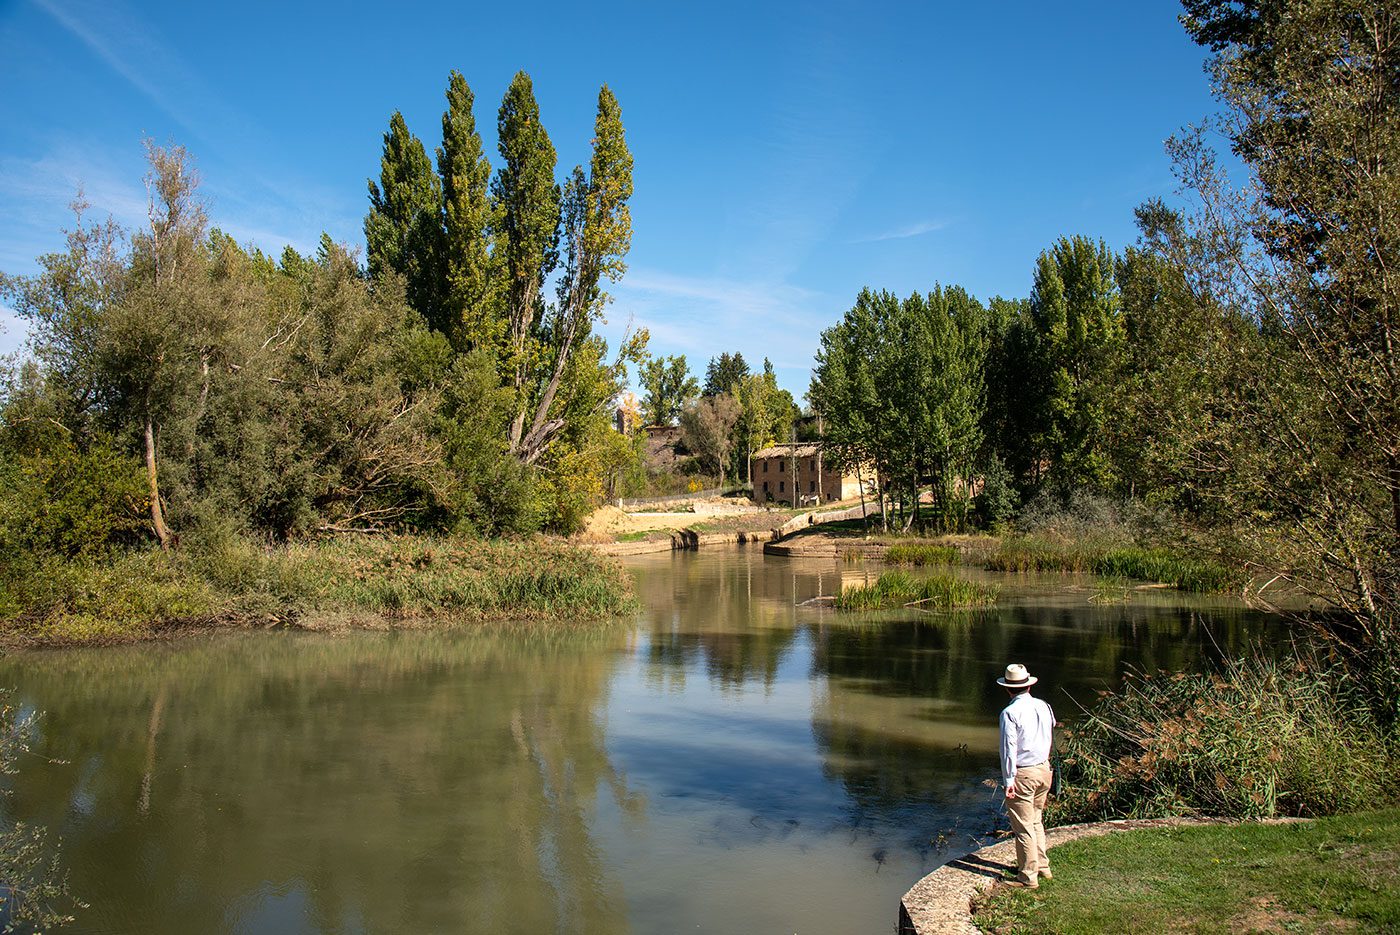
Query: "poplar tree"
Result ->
[[1027, 236, 1123, 496], [493, 71, 561, 451], [366, 112, 443, 329], [437, 71, 497, 353]]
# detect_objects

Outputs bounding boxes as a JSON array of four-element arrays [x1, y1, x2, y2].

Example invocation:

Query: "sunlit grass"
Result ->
[[834, 570, 998, 611], [974, 810, 1400, 934], [987, 537, 1243, 593], [2, 535, 637, 647]]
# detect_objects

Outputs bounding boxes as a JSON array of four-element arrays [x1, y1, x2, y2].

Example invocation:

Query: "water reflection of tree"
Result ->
[[807, 597, 1283, 828], [1, 628, 638, 934], [632, 551, 814, 690]]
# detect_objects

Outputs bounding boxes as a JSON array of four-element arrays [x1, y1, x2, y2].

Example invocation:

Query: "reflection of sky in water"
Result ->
[[0, 549, 1288, 935]]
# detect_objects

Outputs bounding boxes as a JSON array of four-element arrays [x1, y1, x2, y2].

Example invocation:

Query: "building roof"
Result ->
[[752, 443, 822, 459]]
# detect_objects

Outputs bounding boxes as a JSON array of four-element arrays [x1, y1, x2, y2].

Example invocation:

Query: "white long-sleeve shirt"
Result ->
[[999, 693, 1055, 786]]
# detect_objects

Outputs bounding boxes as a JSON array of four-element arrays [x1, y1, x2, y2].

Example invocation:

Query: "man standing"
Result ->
[[997, 663, 1056, 888]]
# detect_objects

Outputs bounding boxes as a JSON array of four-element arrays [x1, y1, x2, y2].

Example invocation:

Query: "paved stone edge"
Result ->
[[897, 817, 1233, 935]]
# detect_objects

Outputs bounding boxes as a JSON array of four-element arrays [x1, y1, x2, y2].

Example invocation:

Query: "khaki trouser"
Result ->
[[1006, 761, 1052, 885]]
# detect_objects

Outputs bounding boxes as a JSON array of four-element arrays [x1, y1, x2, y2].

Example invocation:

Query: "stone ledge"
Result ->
[[897, 817, 1237, 935]]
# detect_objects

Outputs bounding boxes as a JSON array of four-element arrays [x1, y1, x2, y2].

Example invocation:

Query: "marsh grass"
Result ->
[[883, 543, 959, 566], [1052, 655, 1400, 823], [834, 570, 998, 611], [987, 537, 1243, 593], [974, 809, 1400, 934], [2, 535, 637, 647]]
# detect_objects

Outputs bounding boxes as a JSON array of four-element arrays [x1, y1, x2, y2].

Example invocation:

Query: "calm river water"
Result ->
[[1, 549, 1284, 934]]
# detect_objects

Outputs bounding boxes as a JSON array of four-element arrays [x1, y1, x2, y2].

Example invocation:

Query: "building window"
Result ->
[[762, 481, 769, 492], [779, 481, 785, 492], [779, 460, 785, 471], [763, 461, 768, 473], [810, 481, 816, 492], [810, 459, 815, 471]]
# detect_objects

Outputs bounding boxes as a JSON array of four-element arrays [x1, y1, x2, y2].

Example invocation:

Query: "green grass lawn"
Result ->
[[974, 809, 1400, 933]]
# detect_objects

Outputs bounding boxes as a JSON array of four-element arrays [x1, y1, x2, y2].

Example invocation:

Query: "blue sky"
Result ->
[[1, 0, 1221, 399]]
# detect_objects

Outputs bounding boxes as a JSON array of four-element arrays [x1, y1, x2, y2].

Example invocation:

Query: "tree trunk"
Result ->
[[145, 417, 172, 550]]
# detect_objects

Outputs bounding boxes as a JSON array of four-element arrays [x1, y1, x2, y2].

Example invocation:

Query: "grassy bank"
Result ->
[[0, 535, 638, 648], [834, 570, 998, 611], [987, 537, 1244, 592], [974, 809, 1400, 933]]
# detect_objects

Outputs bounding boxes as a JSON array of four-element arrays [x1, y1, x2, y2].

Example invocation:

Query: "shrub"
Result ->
[[1052, 656, 1400, 823]]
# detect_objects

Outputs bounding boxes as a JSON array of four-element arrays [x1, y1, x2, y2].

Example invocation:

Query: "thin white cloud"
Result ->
[[600, 266, 832, 398], [849, 219, 949, 243], [33, 0, 204, 137]]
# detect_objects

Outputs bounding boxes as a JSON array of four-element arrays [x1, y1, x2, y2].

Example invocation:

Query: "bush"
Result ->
[[0, 438, 149, 562], [1052, 656, 1400, 823]]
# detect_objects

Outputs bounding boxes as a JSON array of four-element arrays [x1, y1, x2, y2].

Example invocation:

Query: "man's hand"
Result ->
[[1005, 781, 1017, 800]]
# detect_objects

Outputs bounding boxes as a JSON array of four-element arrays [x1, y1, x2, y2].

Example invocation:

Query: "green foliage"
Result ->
[[811, 285, 988, 531], [974, 452, 1019, 530], [678, 392, 740, 482], [1026, 236, 1124, 497], [639, 354, 697, 426], [1, 534, 637, 646], [0, 436, 147, 562], [438, 71, 499, 353], [1052, 657, 1400, 822], [366, 112, 444, 326], [702, 351, 749, 397], [987, 536, 1242, 593], [833, 570, 998, 611]]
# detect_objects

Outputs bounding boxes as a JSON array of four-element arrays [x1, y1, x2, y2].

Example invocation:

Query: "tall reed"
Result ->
[[834, 571, 998, 611], [1051, 655, 1400, 823]]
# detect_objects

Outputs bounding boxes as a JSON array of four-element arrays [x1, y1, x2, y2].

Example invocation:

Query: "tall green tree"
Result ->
[[516, 83, 636, 464], [1027, 236, 1124, 497], [639, 354, 697, 426], [492, 72, 561, 451], [366, 113, 443, 329], [702, 352, 750, 397], [437, 71, 498, 353]]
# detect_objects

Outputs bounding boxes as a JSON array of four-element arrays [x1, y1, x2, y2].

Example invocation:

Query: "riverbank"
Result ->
[[767, 523, 1247, 594], [969, 809, 1400, 933], [0, 535, 637, 649]]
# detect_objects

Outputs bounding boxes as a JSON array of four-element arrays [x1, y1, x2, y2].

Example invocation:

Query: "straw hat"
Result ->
[[996, 663, 1038, 688]]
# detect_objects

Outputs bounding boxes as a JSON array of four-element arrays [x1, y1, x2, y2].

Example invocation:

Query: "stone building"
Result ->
[[750, 443, 861, 506]]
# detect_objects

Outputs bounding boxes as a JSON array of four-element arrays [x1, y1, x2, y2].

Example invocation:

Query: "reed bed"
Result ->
[[3, 534, 637, 647], [987, 537, 1243, 592], [834, 570, 998, 611], [1052, 656, 1400, 823]]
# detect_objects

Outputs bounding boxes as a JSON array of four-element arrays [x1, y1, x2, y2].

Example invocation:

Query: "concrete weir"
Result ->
[[898, 818, 1232, 934]]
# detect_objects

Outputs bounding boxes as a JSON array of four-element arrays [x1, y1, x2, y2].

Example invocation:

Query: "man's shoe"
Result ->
[[1001, 879, 1039, 889], [1039, 869, 1053, 881]]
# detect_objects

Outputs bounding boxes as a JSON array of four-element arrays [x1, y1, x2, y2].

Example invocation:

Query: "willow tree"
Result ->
[[1176, 0, 1400, 710]]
